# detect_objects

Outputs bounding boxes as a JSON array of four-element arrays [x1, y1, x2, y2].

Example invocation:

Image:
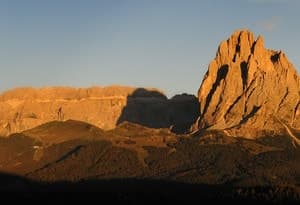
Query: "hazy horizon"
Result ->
[[1, 0, 300, 97]]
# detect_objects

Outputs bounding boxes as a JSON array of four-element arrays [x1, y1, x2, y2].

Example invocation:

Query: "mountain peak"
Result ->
[[216, 29, 266, 65], [197, 29, 300, 138]]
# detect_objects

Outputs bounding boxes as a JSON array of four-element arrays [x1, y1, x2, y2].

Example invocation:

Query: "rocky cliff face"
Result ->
[[197, 30, 300, 138], [0, 86, 135, 135], [0, 86, 199, 136]]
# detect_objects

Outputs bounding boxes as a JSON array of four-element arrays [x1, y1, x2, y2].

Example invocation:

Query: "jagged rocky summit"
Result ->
[[197, 29, 300, 138]]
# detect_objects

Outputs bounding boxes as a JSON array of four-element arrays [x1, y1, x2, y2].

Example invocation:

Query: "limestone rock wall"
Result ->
[[197, 30, 300, 138], [0, 86, 199, 136]]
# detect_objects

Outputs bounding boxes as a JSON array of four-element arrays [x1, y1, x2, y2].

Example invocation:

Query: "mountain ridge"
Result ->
[[0, 86, 199, 136]]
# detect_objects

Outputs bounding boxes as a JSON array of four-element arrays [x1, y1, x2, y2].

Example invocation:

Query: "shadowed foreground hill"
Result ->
[[0, 120, 300, 203], [1, 172, 299, 204]]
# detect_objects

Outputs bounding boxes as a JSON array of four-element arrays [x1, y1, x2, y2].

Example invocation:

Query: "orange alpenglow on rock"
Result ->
[[197, 29, 300, 138], [0, 86, 199, 136]]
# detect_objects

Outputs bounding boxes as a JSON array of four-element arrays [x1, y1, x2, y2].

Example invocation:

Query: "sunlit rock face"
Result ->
[[197, 30, 300, 138], [0, 86, 199, 136], [0, 86, 136, 136]]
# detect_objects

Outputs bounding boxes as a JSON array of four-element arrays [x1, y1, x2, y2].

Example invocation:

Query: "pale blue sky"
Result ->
[[0, 0, 299, 97]]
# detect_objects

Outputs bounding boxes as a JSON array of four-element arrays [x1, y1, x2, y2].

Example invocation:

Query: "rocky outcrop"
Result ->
[[197, 30, 300, 138], [0, 86, 199, 136]]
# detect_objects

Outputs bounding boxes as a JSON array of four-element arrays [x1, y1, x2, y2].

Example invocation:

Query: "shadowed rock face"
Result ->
[[197, 30, 300, 138], [117, 90, 199, 134], [0, 86, 199, 135]]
